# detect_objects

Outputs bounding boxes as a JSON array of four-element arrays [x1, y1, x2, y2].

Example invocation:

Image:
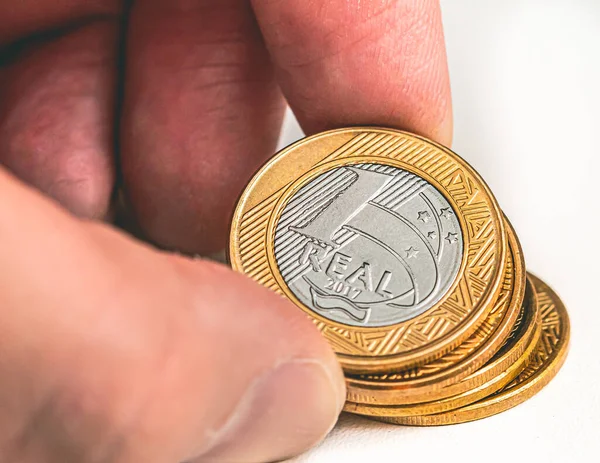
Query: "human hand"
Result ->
[[0, 1, 452, 462]]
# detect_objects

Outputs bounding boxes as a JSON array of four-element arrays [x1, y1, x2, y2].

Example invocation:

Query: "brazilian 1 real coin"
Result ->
[[230, 128, 507, 374]]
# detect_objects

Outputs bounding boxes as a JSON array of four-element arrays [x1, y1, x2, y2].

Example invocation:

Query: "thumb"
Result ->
[[0, 167, 346, 463]]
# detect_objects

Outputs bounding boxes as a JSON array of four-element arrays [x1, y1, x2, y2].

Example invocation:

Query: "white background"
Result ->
[[279, 1, 600, 461]]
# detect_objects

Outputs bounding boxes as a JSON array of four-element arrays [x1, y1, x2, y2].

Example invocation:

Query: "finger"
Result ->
[[0, 167, 344, 462], [0, 12, 122, 219], [251, 0, 453, 145], [121, 0, 285, 255], [0, 0, 119, 46]]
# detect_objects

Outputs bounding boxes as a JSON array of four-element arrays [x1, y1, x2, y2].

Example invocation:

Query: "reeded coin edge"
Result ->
[[425, 275, 541, 403], [347, 279, 542, 418], [378, 273, 570, 425]]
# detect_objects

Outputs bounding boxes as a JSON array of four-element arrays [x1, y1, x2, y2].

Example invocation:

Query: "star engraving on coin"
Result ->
[[405, 247, 419, 259], [417, 211, 431, 223], [445, 232, 459, 244], [440, 207, 453, 219]]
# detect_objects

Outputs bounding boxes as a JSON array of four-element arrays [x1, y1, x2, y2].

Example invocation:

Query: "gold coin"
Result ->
[[230, 128, 507, 374], [344, 218, 526, 408], [345, 274, 540, 417], [377, 273, 569, 425]]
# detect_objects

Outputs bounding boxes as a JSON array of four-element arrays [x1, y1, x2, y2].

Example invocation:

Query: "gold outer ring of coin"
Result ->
[[344, 274, 541, 417], [344, 218, 526, 406], [229, 127, 507, 374], [377, 273, 570, 425]]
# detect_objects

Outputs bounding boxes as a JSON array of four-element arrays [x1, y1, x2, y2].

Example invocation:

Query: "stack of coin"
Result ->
[[229, 127, 570, 425]]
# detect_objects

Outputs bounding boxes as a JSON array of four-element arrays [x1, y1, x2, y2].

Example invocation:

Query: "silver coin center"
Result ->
[[274, 163, 464, 327]]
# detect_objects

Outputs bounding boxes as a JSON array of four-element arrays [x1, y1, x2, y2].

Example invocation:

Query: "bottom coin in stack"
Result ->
[[345, 275, 541, 418], [375, 273, 570, 426]]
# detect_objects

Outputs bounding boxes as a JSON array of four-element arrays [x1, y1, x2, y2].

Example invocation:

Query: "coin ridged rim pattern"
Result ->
[[346, 275, 541, 417], [230, 128, 506, 373]]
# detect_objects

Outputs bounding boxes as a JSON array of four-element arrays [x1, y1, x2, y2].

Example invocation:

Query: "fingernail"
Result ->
[[202, 359, 346, 462]]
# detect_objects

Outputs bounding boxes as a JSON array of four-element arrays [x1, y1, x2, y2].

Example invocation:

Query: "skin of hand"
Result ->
[[0, 1, 452, 462]]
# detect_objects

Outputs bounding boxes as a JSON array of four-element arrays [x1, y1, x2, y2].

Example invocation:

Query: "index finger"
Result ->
[[251, 0, 453, 145]]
